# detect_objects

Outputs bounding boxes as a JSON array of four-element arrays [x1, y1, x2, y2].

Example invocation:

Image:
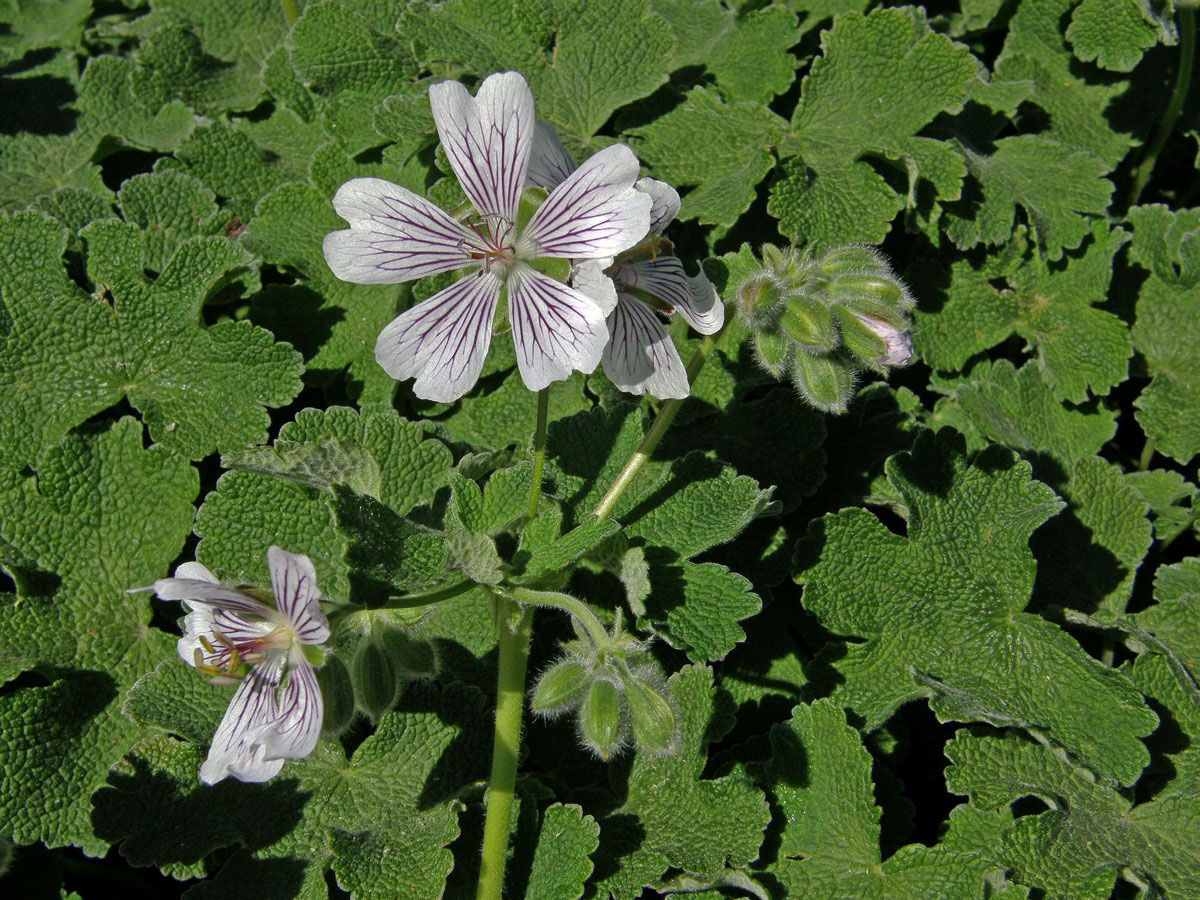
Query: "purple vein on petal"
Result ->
[[508, 265, 607, 391], [603, 293, 689, 399], [375, 272, 503, 403], [324, 178, 480, 284]]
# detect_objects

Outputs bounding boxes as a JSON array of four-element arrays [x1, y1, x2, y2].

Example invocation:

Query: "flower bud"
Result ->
[[531, 658, 591, 717], [778, 294, 836, 352], [352, 636, 399, 721], [623, 672, 678, 755], [733, 274, 785, 330], [315, 653, 356, 738], [817, 245, 888, 279], [578, 677, 626, 759], [838, 309, 913, 369], [827, 273, 914, 319], [790, 351, 856, 414], [753, 329, 791, 377], [382, 630, 439, 680]]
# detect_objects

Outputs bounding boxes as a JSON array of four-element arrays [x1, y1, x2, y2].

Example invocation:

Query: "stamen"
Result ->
[[199, 635, 215, 654], [226, 648, 242, 673], [209, 675, 243, 687]]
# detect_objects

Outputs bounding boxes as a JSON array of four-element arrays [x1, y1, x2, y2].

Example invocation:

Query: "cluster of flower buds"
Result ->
[[531, 618, 677, 759], [734, 244, 915, 413]]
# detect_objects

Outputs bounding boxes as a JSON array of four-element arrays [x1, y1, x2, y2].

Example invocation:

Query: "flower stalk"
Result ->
[[593, 327, 724, 522]]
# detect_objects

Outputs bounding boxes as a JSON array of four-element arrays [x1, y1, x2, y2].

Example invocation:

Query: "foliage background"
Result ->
[[0, 0, 1198, 898]]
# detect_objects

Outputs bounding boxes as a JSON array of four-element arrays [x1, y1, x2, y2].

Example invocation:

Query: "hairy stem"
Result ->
[[592, 329, 724, 522], [1128, 4, 1195, 205], [509, 586, 611, 646], [475, 387, 550, 900], [475, 596, 533, 900]]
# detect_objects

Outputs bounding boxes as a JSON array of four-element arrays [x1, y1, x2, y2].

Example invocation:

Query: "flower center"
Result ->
[[195, 624, 291, 685], [460, 213, 518, 275]]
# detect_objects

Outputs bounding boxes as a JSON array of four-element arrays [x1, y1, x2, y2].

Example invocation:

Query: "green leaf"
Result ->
[[623, 452, 775, 561], [599, 666, 769, 892], [1127, 205, 1200, 463], [651, 1, 798, 103], [1067, 0, 1161, 72], [1134, 558, 1200, 673], [0, 212, 302, 465], [173, 121, 297, 222], [194, 470, 351, 601], [795, 429, 1157, 785], [631, 86, 786, 226], [402, 0, 672, 149], [516, 507, 622, 582], [0, 0, 90, 61], [96, 682, 490, 900], [238, 405, 455, 516], [994, 0, 1132, 169], [946, 731, 1200, 900], [127, 0, 290, 112], [116, 169, 224, 272], [521, 803, 600, 900], [640, 558, 760, 663], [943, 135, 1113, 260], [758, 700, 991, 898], [1125, 469, 1196, 541], [0, 418, 196, 851], [934, 360, 1117, 463], [1030, 456, 1152, 616], [124, 658, 230, 746], [546, 402, 648, 525], [768, 8, 976, 245]]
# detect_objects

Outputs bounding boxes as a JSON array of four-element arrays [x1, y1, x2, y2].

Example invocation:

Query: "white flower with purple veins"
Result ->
[[322, 71, 653, 402], [529, 122, 723, 399], [148, 547, 330, 784]]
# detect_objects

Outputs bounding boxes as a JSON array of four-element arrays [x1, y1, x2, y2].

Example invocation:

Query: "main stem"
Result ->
[[593, 331, 723, 522], [475, 387, 549, 900], [1128, 3, 1195, 205]]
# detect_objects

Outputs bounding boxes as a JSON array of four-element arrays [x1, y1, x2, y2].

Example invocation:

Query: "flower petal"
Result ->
[[252, 661, 324, 766], [603, 294, 689, 400], [624, 257, 724, 335], [375, 272, 503, 402], [429, 71, 534, 222], [508, 264, 608, 391], [324, 178, 477, 284], [267, 547, 330, 645], [174, 561, 217, 582], [151, 577, 272, 619], [200, 662, 286, 784], [572, 258, 618, 315], [635, 177, 680, 234], [517, 144, 652, 259], [528, 120, 576, 191]]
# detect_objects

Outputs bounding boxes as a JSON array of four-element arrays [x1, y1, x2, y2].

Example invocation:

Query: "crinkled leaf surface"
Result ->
[[757, 700, 991, 899], [795, 429, 1156, 784], [0, 211, 302, 465], [0, 418, 196, 851], [946, 731, 1200, 900]]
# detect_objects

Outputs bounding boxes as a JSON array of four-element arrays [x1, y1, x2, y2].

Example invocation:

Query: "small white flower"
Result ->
[[323, 71, 653, 402], [147, 547, 330, 784], [530, 123, 723, 400], [852, 313, 913, 367]]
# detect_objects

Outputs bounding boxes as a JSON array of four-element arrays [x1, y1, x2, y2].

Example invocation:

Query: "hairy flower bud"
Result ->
[[531, 657, 592, 717], [579, 678, 626, 759], [838, 310, 913, 369], [352, 636, 399, 721], [734, 273, 785, 330], [753, 329, 792, 377], [315, 653, 356, 738], [791, 351, 856, 413], [622, 669, 678, 755], [778, 294, 837, 351], [382, 629, 439, 680], [817, 244, 888, 279]]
